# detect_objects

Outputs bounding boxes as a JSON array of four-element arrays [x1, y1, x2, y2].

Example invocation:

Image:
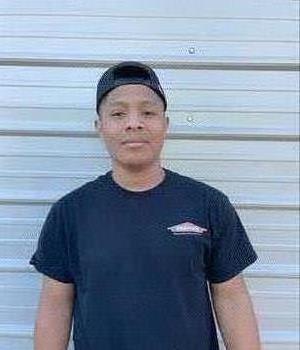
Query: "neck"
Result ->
[[111, 162, 165, 192]]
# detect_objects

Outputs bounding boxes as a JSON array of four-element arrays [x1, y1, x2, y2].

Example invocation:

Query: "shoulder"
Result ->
[[167, 168, 229, 204], [53, 174, 106, 209]]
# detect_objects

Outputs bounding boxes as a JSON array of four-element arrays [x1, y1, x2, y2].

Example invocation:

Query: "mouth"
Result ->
[[122, 141, 147, 147], [122, 140, 148, 145]]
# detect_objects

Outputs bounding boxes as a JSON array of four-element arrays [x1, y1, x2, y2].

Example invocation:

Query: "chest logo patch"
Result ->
[[167, 222, 209, 236]]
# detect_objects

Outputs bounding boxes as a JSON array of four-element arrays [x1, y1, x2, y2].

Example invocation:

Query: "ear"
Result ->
[[94, 118, 102, 133], [165, 115, 170, 129]]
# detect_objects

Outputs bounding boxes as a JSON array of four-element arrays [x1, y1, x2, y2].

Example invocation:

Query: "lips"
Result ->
[[122, 140, 148, 144]]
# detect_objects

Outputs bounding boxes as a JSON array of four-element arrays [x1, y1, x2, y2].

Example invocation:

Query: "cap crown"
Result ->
[[96, 61, 167, 114]]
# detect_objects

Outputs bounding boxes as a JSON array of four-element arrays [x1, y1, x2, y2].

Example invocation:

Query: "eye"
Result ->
[[143, 111, 155, 117], [111, 112, 126, 118]]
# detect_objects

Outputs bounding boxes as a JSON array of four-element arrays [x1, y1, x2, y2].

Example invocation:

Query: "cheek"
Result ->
[[101, 133, 121, 155], [152, 127, 167, 146], [147, 136, 165, 156], [101, 124, 120, 142]]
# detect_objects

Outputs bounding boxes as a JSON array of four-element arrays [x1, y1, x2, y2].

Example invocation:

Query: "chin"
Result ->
[[114, 155, 155, 169]]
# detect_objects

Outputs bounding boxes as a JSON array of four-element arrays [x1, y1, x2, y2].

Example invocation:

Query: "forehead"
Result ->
[[103, 84, 163, 107]]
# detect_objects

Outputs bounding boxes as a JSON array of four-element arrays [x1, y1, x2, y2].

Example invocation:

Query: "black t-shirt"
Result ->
[[29, 167, 258, 350]]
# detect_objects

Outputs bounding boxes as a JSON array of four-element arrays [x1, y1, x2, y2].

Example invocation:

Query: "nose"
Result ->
[[124, 111, 144, 130]]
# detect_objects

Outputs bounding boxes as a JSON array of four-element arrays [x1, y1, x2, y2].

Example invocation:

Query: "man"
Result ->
[[30, 61, 261, 349]]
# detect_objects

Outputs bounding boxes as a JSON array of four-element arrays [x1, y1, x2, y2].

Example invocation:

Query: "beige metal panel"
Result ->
[[0, 159, 298, 184], [0, 172, 298, 203], [1, 272, 296, 293], [0, 82, 299, 113], [0, 37, 298, 66], [2, 274, 298, 314], [0, 205, 299, 266], [0, 272, 296, 317], [0, 238, 299, 267], [1, 228, 299, 267], [0, 136, 298, 208], [1, 85, 298, 113], [0, 326, 74, 350], [1, 69, 298, 112], [0, 159, 298, 211], [238, 207, 299, 229], [263, 344, 299, 350], [0, 0, 298, 19], [0, 136, 298, 161], [1, 108, 298, 138], [5, 201, 297, 225], [0, 279, 297, 342], [0, 283, 297, 350], [0, 66, 298, 138], [0, 272, 40, 287], [0, 219, 299, 248], [1, 66, 299, 90], [2, 15, 298, 42], [0, 268, 298, 347]]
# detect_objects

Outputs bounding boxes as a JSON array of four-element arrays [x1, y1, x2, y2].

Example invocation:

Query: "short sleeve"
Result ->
[[206, 191, 258, 284], [29, 199, 74, 283]]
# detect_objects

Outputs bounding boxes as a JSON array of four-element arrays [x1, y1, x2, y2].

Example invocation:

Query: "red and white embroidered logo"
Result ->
[[167, 222, 209, 236]]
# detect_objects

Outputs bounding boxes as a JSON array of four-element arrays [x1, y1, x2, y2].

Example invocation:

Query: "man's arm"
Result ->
[[34, 275, 75, 350], [209, 274, 261, 350]]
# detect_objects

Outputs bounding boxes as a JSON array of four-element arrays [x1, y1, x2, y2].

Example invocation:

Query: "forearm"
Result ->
[[211, 285, 261, 349], [34, 305, 73, 350]]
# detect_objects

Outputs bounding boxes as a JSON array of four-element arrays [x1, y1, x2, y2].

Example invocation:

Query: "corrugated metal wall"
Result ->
[[0, 1, 299, 349]]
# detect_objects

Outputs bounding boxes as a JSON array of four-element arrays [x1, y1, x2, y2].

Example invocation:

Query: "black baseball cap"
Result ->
[[96, 61, 167, 114]]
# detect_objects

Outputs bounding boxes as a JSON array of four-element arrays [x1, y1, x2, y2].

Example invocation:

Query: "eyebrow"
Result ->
[[106, 101, 127, 107], [107, 100, 159, 107]]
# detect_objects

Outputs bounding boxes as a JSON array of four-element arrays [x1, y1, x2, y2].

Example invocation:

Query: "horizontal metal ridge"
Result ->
[[0, 58, 299, 71], [0, 194, 298, 210], [0, 259, 298, 278], [0, 324, 298, 344], [0, 128, 298, 141]]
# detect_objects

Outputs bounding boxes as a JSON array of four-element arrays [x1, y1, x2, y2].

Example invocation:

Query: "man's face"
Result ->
[[95, 84, 169, 169]]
